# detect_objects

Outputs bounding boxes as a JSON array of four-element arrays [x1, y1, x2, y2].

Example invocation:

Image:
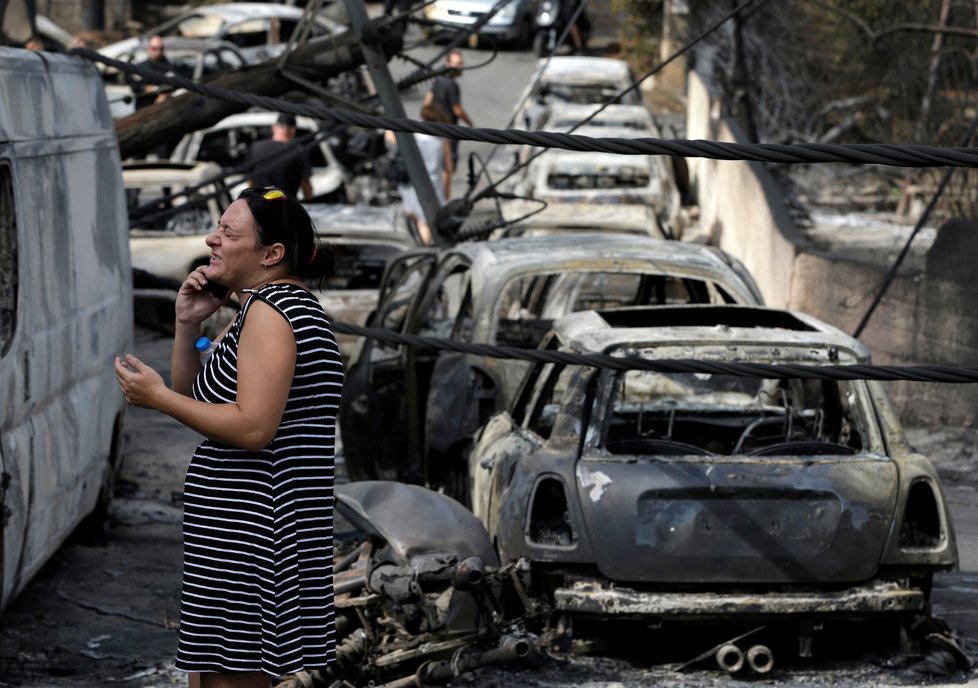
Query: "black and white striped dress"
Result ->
[[176, 283, 343, 676]]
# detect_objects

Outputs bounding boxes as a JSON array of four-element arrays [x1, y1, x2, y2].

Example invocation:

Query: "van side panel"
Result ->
[[0, 48, 132, 610]]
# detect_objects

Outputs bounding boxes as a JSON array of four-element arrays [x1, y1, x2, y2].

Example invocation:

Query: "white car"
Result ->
[[304, 204, 423, 365], [514, 124, 681, 224], [510, 56, 642, 131], [533, 102, 659, 134], [98, 3, 345, 66], [495, 199, 670, 239], [170, 110, 349, 202], [99, 37, 248, 119], [125, 160, 231, 283]]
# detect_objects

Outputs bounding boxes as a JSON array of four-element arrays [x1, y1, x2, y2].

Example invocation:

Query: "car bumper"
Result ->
[[554, 580, 927, 620]]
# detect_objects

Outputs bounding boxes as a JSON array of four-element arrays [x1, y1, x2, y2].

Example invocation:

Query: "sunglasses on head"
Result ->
[[262, 187, 286, 201]]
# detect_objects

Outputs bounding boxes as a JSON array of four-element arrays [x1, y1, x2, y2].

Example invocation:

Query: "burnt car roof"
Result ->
[[499, 200, 661, 234], [536, 56, 633, 85], [445, 234, 763, 304], [304, 203, 414, 245], [552, 305, 871, 362]]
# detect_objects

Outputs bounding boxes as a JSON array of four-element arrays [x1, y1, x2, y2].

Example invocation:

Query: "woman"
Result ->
[[386, 101, 453, 245], [115, 187, 342, 688]]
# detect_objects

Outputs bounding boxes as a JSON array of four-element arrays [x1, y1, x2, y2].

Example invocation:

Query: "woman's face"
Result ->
[[204, 199, 266, 288]]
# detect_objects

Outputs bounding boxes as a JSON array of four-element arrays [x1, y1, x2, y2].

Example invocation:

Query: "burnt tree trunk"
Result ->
[[115, 25, 403, 160]]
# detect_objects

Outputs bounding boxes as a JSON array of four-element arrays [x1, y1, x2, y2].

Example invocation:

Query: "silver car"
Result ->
[[98, 3, 344, 65], [424, 0, 537, 46]]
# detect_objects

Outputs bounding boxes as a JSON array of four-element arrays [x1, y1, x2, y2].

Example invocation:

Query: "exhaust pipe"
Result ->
[[746, 644, 774, 674], [715, 643, 744, 673]]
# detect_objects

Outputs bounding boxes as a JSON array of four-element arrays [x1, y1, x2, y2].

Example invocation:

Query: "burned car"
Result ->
[[511, 56, 642, 132], [305, 203, 422, 365], [494, 199, 670, 239], [287, 481, 537, 687], [125, 160, 231, 282], [468, 305, 957, 657], [513, 124, 682, 225], [169, 110, 350, 203], [339, 233, 764, 496]]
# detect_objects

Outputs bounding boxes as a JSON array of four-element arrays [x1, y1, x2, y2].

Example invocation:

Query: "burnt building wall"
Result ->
[[686, 68, 978, 427]]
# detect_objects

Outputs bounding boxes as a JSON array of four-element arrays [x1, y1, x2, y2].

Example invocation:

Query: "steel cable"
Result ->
[[331, 321, 978, 383], [73, 48, 978, 168]]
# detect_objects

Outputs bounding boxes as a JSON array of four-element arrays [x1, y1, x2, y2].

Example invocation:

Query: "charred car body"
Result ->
[[305, 203, 422, 366], [315, 481, 537, 687], [467, 305, 956, 655], [339, 233, 763, 498]]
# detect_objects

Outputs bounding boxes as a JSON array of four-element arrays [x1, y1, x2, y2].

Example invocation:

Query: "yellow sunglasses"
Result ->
[[262, 188, 286, 201]]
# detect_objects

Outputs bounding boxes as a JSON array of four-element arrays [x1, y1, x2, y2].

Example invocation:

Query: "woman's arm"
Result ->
[[172, 267, 230, 395], [119, 299, 296, 452]]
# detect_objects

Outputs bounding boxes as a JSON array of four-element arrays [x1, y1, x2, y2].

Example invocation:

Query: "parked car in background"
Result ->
[[304, 203, 422, 365], [339, 233, 764, 497], [532, 102, 658, 134], [468, 305, 956, 653], [99, 37, 247, 118], [170, 110, 350, 202], [98, 3, 344, 66], [510, 56, 641, 132], [495, 199, 670, 239], [125, 160, 231, 284], [513, 125, 682, 227], [423, 0, 536, 47]]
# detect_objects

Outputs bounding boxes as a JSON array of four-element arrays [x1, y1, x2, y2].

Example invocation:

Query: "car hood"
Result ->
[[573, 454, 898, 585]]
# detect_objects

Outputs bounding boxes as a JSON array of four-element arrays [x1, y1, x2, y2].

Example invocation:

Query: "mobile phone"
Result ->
[[204, 280, 230, 301]]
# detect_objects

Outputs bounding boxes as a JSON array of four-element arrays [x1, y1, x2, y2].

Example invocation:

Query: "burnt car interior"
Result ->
[[450, 272, 740, 349], [321, 243, 404, 291], [196, 125, 328, 169], [595, 309, 867, 456], [546, 164, 653, 190], [603, 370, 867, 457]]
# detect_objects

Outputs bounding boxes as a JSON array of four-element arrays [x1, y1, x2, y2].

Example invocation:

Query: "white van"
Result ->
[[0, 48, 133, 611]]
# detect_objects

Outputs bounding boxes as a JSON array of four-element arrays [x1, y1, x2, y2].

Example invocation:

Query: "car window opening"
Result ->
[[604, 372, 866, 457]]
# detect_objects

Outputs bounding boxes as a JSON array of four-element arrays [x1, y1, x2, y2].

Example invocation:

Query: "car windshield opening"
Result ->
[[604, 370, 867, 457]]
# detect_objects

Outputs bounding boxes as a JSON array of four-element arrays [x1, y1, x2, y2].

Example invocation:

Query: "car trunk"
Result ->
[[575, 454, 898, 584]]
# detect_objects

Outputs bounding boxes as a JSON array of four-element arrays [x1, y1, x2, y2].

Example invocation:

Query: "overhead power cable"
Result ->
[[852, 110, 978, 337], [73, 48, 978, 169], [330, 321, 978, 383], [478, 0, 769, 198]]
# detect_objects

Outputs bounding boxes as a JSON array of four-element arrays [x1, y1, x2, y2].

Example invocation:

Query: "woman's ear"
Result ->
[[264, 243, 287, 267]]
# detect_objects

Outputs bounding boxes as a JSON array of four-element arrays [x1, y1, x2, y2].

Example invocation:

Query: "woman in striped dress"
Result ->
[[115, 187, 342, 687]]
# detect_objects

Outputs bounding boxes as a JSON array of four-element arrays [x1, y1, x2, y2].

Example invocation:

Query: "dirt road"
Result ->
[[1, 326, 977, 687]]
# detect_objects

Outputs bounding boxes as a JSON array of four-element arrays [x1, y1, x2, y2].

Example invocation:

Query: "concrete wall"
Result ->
[[686, 69, 978, 426]]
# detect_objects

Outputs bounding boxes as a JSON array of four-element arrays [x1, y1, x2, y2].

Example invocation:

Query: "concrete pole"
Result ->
[[341, 0, 444, 244]]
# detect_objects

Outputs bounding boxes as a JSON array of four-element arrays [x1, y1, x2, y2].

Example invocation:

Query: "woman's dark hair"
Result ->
[[237, 187, 335, 286]]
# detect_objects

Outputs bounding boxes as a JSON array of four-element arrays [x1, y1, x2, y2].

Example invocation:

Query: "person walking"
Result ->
[[424, 50, 473, 170], [247, 114, 315, 201], [115, 187, 342, 688], [385, 102, 453, 245]]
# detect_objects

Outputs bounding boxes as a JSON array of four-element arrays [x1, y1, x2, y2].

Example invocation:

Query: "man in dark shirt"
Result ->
[[246, 114, 314, 200], [424, 50, 474, 170], [130, 36, 174, 110]]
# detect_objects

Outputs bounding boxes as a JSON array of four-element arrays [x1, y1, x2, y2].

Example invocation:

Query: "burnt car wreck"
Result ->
[[290, 481, 539, 688], [463, 305, 959, 670], [310, 306, 965, 685]]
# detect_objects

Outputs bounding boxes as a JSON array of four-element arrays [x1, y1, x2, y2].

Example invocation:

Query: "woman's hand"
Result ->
[[175, 266, 228, 326], [115, 354, 168, 409]]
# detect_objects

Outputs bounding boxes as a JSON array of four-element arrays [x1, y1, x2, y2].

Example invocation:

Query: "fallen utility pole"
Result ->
[[342, 0, 444, 244], [114, 24, 404, 160]]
